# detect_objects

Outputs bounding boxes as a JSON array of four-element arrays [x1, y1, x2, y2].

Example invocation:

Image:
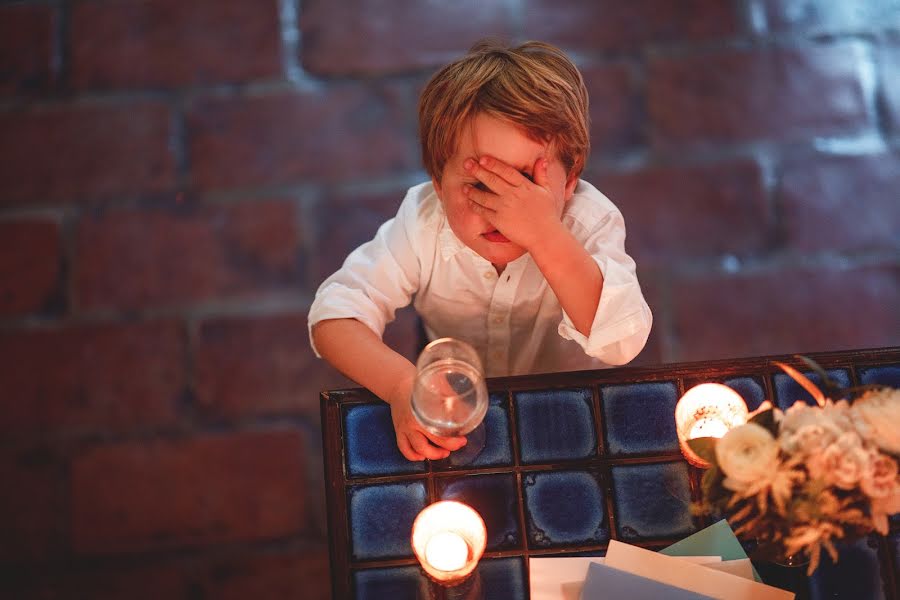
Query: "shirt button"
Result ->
[[493, 317, 502, 324], [492, 351, 502, 359], [483, 271, 493, 279]]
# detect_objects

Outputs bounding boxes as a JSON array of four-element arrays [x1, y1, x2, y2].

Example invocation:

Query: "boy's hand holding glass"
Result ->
[[390, 377, 467, 462], [463, 154, 567, 251]]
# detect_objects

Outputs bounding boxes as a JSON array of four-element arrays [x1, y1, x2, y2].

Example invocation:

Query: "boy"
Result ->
[[309, 40, 652, 462]]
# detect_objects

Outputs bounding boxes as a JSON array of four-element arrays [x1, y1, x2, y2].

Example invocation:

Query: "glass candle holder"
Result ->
[[411, 501, 487, 585], [675, 383, 749, 468], [411, 337, 489, 465]]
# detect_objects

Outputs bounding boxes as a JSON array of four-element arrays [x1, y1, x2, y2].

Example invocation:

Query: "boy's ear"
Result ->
[[432, 176, 443, 198], [563, 171, 579, 202]]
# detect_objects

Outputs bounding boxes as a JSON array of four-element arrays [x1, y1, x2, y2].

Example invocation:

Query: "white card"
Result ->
[[605, 540, 794, 600], [529, 555, 723, 600]]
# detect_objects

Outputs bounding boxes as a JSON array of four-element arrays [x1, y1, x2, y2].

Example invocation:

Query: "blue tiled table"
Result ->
[[321, 348, 900, 599]]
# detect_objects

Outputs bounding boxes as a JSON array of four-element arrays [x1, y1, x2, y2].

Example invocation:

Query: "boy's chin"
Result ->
[[473, 241, 527, 265]]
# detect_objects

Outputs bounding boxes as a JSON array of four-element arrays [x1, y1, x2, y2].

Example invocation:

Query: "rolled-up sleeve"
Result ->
[[308, 191, 423, 357], [557, 207, 653, 365]]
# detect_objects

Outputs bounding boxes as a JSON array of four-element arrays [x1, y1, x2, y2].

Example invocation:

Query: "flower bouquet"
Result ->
[[689, 358, 900, 575]]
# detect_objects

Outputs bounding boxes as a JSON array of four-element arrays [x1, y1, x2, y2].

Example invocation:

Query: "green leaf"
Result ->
[[687, 436, 718, 465], [749, 408, 778, 436], [796, 355, 843, 399]]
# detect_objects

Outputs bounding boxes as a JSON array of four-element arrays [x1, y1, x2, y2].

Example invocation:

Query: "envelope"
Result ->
[[605, 540, 794, 600]]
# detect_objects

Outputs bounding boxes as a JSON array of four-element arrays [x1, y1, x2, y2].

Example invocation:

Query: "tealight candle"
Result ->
[[411, 501, 487, 585], [424, 531, 468, 572], [675, 383, 749, 468]]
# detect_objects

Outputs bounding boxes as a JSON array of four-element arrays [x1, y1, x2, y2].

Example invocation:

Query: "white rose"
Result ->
[[850, 388, 900, 455], [781, 399, 853, 437], [819, 432, 872, 489], [716, 423, 780, 494], [860, 451, 899, 499], [781, 423, 837, 457]]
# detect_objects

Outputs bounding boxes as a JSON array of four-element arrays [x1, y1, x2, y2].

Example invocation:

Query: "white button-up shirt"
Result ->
[[309, 180, 652, 377]]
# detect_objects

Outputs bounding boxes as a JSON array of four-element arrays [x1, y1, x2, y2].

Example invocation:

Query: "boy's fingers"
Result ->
[[465, 185, 495, 209], [478, 155, 530, 186], [409, 432, 450, 460], [532, 157, 550, 188], [467, 159, 511, 193], [423, 430, 467, 451], [397, 435, 425, 462]]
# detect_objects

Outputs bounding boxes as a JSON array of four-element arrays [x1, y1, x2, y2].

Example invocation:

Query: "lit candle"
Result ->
[[424, 531, 469, 572], [411, 501, 487, 585], [688, 418, 729, 439], [675, 383, 749, 468]]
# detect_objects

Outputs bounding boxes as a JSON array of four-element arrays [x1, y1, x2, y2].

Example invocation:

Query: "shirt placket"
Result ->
[[484, 262, 524, 376]]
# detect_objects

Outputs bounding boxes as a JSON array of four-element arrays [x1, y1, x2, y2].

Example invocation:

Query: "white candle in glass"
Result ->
[[675, 383, 749, 468], [411, 501, 486, 584]]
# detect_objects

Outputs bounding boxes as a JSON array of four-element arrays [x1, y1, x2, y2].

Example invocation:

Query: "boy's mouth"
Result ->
[[483, 230, 509, 243]]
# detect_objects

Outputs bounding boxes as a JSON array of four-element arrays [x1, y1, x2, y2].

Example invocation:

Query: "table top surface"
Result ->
[[320, 348, 900, 600]]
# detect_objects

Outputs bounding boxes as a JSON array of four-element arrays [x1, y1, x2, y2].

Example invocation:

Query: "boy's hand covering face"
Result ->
[[463, 154, 566, 251]]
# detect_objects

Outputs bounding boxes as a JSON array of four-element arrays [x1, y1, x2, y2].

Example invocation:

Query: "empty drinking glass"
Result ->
[[411, 337, 488, 465]]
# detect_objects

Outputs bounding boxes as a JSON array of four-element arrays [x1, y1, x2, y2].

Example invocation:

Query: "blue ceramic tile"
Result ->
[[434, 393, 513, 470], [610, 462, 694, 541], [723, 376, 767, 411], [808, 538, 885, 600], [515, 388, 596, 464], [348, 481, 427, 561], [436, 473, 520, 551], [773, 369, 851, 409], [353, 565, 428, 600], [343, 404, 426, 477], [601, 381, 679, 455], [859, 364, 900, 388], [522, 470, 608, 548], [479, 557, 527, 600]]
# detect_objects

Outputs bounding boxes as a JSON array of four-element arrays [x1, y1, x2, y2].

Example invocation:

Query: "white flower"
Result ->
[[870, 481, 900, 535], [818, 432, 873, 489], [860, 451, 899, 499], [780, 424, 838, 466], [716, 423, 780, 494], [850, 388, 900, 455], [780, 399, 853, 437]]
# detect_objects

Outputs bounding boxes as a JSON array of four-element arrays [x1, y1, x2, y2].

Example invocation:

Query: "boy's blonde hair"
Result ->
[[418, 39, 590, 182]]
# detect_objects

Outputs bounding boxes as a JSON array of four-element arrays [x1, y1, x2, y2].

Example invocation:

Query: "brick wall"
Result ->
[[1, 1, 898, 598]]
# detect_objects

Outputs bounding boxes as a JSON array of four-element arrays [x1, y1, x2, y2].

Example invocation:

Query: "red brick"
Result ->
[[8, 547, 331, 600], [0, 103, 176, 205], [0, 4, 55, 95], [72, 0, 281, 90], [199, 546, 331, 600], [300, 0, 513, 75], [188, 88, 414, 189], [760, 1, 900, 34], [779, 153, 900, 253], [582, 63, 643, 155], [647, 44, 869, 145], [194, 313, 348, 420], [0, 220, 62, 316], [0, 321, 185, 433], [312, 188, 406, 284], [7, 559, 190, 599], [594, 160, 769, 265], [882, 45, 900, 135], [671, 265, 900, 362], [71, 429, 307, 554], [522, 0, 740, 52], [75, 201, 302, 311], [0, 447, 65, 561]]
